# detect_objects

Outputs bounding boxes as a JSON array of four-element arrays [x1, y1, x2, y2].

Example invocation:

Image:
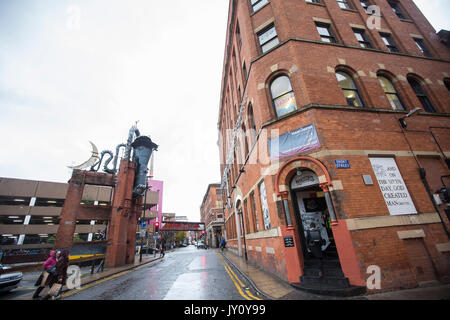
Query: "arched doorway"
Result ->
[[275, 156, 360, 291], [289, 169, 339, 264]]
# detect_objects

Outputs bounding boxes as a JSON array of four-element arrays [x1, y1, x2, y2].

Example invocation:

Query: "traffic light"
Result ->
[[155, 221, 159, 233]]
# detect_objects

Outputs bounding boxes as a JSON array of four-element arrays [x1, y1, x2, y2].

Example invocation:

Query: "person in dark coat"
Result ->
[[32, 250, 57, 299], [44, 249, 70, 300], [306, 223, 325, 277]]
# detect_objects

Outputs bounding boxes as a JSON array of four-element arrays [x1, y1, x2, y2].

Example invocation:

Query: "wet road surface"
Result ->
[[64, 246, 262, 300]]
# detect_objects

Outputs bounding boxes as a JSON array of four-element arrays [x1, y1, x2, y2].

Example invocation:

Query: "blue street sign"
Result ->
[[335, 159, 350, 169]]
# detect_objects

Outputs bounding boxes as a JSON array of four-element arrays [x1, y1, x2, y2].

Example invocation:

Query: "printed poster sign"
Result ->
[[269, 123, 320, 160], [274, 92, 297, 117], [369, 157, 417, 216]]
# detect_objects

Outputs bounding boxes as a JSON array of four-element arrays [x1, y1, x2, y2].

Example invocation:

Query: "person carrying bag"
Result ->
[[45, 249, 70, 300], [32, 250, 57, 299]]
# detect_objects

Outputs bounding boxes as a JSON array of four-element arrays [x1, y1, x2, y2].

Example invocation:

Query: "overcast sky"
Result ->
[[0, 0, 448, 222]]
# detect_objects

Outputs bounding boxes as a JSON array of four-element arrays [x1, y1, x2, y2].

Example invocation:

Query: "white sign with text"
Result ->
[[369, 157, 417, 216]]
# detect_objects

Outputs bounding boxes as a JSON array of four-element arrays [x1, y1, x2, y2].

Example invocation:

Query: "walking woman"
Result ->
[[44, 249, 70, 300], [32, 250, 57, 299]]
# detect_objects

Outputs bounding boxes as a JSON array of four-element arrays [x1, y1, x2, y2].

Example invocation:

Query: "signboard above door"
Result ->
[[291, 170, 319, 190]]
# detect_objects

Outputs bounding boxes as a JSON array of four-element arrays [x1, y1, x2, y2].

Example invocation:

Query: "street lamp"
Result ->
[[398, 107, 421, 128]]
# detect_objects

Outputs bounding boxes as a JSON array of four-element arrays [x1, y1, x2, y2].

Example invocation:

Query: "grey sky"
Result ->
[[0, 0, 448, 222]]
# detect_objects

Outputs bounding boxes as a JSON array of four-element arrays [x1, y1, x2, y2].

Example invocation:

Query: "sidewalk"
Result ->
[[221, 249, 450, 300], [18, 253, 164, 300]]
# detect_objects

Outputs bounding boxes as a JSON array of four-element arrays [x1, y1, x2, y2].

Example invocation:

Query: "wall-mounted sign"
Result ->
[[335, 159, 350, 169], [369, 157, 417, 216], [283, 236, 295, 247], [291, 170, 320, 190], [269, 124, 320, 160]]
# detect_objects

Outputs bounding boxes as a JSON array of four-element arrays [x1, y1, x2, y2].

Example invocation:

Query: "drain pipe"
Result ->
[[419, 168, 450, 239]]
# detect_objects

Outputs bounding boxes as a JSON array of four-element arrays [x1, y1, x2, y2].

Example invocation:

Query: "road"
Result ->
[[63, 245, 263, 300]]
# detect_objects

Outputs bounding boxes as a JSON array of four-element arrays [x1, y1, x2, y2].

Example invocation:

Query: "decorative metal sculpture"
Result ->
[[67, 141, 100, 170], [85, 124, 158, 197]]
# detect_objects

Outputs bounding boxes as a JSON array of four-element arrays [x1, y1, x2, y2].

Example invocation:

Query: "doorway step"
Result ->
[[291, 259, 366, 297]]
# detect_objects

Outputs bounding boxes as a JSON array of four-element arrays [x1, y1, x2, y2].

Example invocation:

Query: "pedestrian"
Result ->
[[159, 242, 165, 258], [220, 237, 227, 252], [44, 249, 70, 300], [306, 222, 325, 278], [32, 250, 57, 299]]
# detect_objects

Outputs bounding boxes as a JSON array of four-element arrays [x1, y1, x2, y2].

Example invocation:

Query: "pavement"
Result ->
[[220, 248, 450, 300]]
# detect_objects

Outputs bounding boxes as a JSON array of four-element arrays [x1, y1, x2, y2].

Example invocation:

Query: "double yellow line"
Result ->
[[217, 252, 262, 301]]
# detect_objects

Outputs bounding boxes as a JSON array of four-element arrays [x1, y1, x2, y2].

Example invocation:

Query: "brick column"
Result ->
[[55, 170, 86, 249], [105, 159, 136, 267]]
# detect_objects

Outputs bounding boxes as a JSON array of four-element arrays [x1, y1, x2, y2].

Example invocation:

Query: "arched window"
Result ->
[[335, 71, 364, 107], [270, 75, 297, 117], [248, 104, 257, 144], [378, 76, 405, 110], [407, 77, 436, 113], [444, 78, 450, 92]]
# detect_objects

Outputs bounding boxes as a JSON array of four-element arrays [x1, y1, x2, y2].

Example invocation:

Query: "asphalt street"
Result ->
[[63, 245, 263, 300]]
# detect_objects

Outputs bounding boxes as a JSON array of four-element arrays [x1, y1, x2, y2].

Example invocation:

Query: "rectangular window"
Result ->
[[360, 0, 370, 10], [306, 0, 321, 4], [316, 23, 337, 43], [243, 62, 248, 81], [337, 0, 352, 9], [251, 0, 269, 12], [259, 181, 271, 230], [236, 24, 242, 49], [380, 33, 399, 53], [353, 29, 372, 48], [250, 192, 260, 232], [413, 38, 432, 57], [388, 0, 406, 19], [258, 25, 279, 53]]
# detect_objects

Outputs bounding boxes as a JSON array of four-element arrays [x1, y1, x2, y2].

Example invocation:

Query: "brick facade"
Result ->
[[218, 0, 450, 293], [200, 184, 225, 247]]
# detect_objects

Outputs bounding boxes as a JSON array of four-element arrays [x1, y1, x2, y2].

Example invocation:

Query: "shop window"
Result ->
[[378, 75, 405, 110], [335, 71, 365, 107], [270, 75, 297, 117]]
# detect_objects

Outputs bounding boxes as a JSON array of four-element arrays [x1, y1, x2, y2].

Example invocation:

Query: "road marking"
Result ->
[[217, 252, 258, 300], [61, 259, 161, 299]]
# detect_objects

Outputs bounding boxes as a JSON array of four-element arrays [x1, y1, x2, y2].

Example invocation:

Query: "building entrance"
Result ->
[[290, 170, 350, 290], [293, 189, 337, 261]]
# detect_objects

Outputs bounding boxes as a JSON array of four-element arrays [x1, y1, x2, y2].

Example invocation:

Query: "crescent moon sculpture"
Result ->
[[68, 141, 100, 170]]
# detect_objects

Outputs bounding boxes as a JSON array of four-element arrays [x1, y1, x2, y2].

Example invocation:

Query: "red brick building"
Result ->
[[200, 184, 225, 248], [218, 0, 450, 294]]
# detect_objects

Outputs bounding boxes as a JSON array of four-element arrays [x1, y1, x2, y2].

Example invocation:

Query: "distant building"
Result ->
[[200, 183, 225, 248]]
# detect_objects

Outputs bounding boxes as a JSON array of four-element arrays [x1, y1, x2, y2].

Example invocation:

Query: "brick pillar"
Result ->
[[55, 170, 86, 249], [126, 198, 142, 264], [105, 159, 136, 267]]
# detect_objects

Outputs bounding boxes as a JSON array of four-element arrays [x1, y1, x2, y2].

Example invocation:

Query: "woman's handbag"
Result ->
[[48, 283, 63, 297], [47, 265, 57, 276]]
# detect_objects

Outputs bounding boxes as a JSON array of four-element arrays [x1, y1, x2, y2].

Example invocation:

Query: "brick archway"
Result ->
[[275, 156, 332, 200]]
